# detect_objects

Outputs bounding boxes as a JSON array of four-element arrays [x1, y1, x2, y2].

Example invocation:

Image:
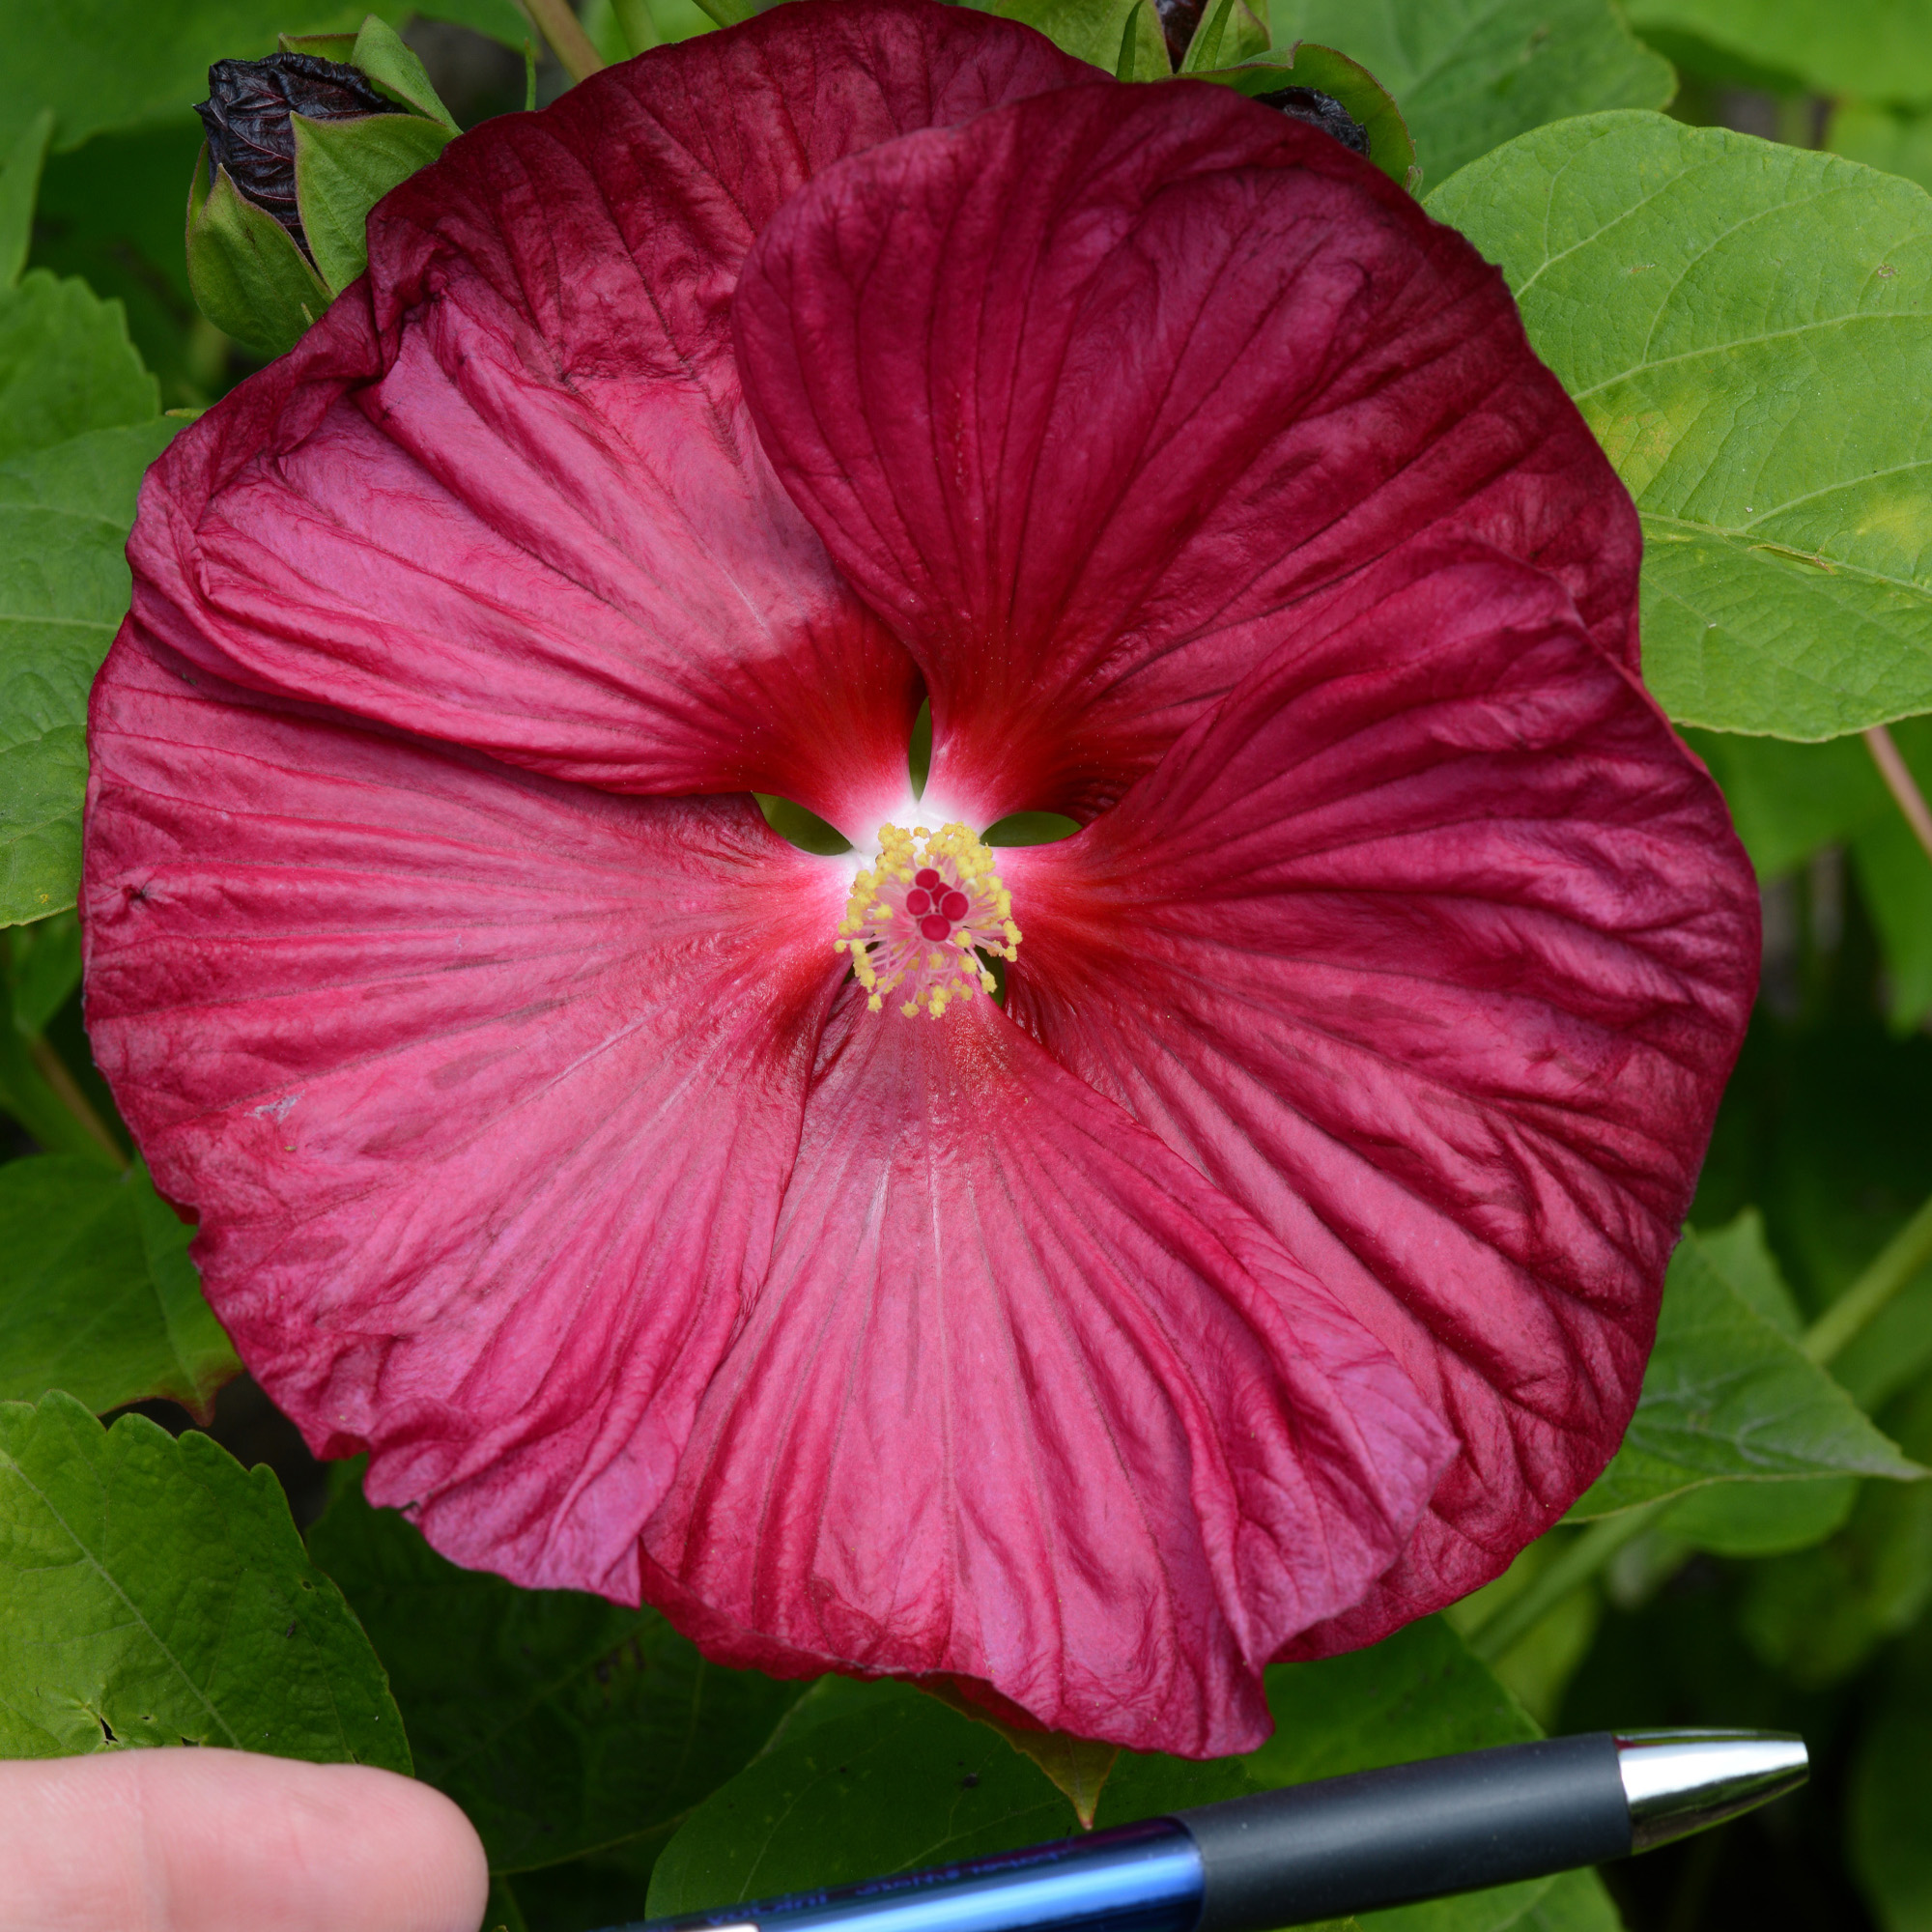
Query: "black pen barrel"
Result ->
[[1177, 1734, 1630, 1932]]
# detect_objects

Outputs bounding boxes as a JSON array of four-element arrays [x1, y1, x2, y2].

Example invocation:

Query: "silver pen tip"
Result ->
[[1616, 1729, 1808, 1852]]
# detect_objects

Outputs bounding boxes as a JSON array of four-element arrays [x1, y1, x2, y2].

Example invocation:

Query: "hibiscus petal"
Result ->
[[84, 630, 849, 1595], [131, 3, 1092, 839], [632, 985, 1450, 1757], [997, 550, 1759, 1648], [732, 80, 1640, 827]]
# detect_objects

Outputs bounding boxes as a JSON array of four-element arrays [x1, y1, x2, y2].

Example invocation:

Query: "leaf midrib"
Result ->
[[0, 1432, 240, 1747]]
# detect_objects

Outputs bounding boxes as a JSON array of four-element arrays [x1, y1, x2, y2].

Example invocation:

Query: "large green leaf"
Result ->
[[0, 112, 52, 291], [0, 270, 157, 464], [306, 1478, 803, 1874], [0, 1157, 239, 1417], [1626, 0, 1932, 104], [0, 1390, 408, 1764], [650, 1618, 1558, 1932], [1, 417, 177, 925], [1430, 115, 1932, 742], [1266, 0, 1670, 183], [1570, 1229, 1922, 1519]]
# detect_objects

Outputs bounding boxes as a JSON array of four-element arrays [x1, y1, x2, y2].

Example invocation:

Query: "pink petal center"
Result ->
[[836, 821, 1022, 1019]]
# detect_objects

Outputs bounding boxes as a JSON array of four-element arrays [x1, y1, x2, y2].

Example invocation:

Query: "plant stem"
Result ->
[[523, 0, 606, 81], [1864, 724, 1932, 867], [28, 1036, 127, 1167], [611, 0, 661, 53], [1466, 1505, 1663, 1662], [1804, 1190, 1932, 1367]]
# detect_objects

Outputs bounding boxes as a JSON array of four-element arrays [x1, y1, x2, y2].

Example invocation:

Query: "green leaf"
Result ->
[[1833, 102, 1932, 200], [1625, 0, 1932, 104], [0, 110, 52, 291], [0, 980, 116, 1166], [1570, 1229, 1922, 1519], [648, 1677, 1073, 1916], [293, 112, 454, 298], [186, 151, 331, 358], [0, 270, 158, 465], [306, 1477, 803, 1874], [1689, 726, 1932, 1036], [1682, 728, 1888, 878], [651, 1619, 1555, 1932], [0, 1390, 408, 1765], [966, 0, 1149, 69], [1179, 0, 1271, 73], [1, 418, 179, 926], [1659, 1474, 1860, 1556], [1267, 0, 1670, 182], [4, 910, 80, 1036], [1429, 114, 1932, 743], [1442, 1538, 1600, 1730], [0, 1157, 240, 1418], [1514, 1869, 1625, 1931], [1694, 1207, 1804, 1335], [1195, 46, 1417, 189], [1740, 1377, 1932, 1689]]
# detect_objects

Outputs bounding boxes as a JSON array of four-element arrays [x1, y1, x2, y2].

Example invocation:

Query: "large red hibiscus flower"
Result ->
[[81, 0, 1758, 1755]]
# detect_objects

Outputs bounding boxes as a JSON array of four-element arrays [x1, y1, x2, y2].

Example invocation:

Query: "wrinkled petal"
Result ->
[[84, 627, 850, 1595], [733, 80, 1639, 827], [133, 3, 1092, 838], [631, 985, 1450, 1756], [998, 551, 1758, 1644]]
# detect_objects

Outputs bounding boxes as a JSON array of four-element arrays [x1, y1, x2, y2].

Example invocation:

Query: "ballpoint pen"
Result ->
[[607, 1728, 1807, 1932]]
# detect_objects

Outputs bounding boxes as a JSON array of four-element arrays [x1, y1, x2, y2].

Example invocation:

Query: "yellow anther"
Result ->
[[836, 819, 1021, 1023]]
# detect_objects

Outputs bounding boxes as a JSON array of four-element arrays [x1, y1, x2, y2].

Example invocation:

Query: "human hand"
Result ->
[[0, 1748, 489, 1932]]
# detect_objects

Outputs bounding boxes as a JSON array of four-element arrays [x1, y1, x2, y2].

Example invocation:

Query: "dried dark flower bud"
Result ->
[[1153, 0, 1208, 70], [195, 54, 406, 250], [1254, 86, 1372, 156]]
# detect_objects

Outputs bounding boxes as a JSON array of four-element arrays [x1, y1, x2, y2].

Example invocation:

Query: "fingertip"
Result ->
[[0, 1748, 490, 1932]]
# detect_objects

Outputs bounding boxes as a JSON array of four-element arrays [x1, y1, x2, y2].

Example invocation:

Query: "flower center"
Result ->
[[836, 822, 1022, 1019]]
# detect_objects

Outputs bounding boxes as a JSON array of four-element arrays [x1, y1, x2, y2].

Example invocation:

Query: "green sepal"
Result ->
[[1179, 0, 1270, 73], [1116, 0, 1169, 79], [278, 15, 459, 128], [185, 144, 329, 359], [293, 112, 455, 298], [1198, 43, 1418, 190], [346, 14, 461, 130], [278, 30, 360, 61], [0, 109, 52, 291]]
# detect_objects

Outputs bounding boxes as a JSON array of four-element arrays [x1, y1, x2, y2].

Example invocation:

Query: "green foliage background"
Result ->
[[4, 2, 1932, 1929]]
